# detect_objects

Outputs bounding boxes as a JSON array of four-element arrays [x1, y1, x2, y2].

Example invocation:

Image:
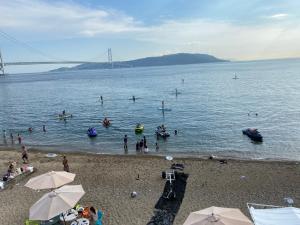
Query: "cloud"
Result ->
[[134, 19, 300, 60], [0, 1, 299, 60], [268, 13, 289, 19], [0, 0, 144, 38]]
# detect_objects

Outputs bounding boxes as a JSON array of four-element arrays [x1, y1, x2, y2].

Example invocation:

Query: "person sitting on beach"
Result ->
[[21, 145, 29, 164], [63, 155, 70, 172], [7, 162, 15, 175], [89, 206, 98, 225]]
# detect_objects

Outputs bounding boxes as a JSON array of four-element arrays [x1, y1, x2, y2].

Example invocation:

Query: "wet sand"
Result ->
[[0, 148, 300, 225]]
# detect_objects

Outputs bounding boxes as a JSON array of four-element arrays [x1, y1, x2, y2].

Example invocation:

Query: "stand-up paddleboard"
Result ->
[[58, 114, 72, 119], [158, 108, 172, 111]]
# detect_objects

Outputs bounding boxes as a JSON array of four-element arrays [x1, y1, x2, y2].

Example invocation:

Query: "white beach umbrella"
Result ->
[[183, 206, 253, 225], [25, 171, 75, 190], [29, 185, 85, 220]]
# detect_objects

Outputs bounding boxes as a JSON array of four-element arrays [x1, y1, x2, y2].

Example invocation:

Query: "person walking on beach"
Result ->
[[62, 155, 70, 172], [43, 125, 46, 132], [124, 135, 128, 151], [21, 145, 29, 164]]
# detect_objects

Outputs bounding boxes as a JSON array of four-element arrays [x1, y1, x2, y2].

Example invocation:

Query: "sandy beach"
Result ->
[[0, 148, 300, 225]]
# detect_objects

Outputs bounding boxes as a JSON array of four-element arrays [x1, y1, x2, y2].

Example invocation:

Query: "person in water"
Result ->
[[144, 145, 149, 153], [103, 117, 110, 126], [133, 96, 135, 102], [17, 133, 22, 144], [43, 125, 46, 132], [124, 135, 128, 151], [3, 130, 6, 138], [174, 130, 178, 135], [155, 142, 159, 151], [10, 133, 14, 144], [139, 139, 144, 151], [28, 127, 33, 132], [143, 136, 147, 147], [136, 141, 139, 151], [62, 110, 66, 115], [62, 155, 70, 172]]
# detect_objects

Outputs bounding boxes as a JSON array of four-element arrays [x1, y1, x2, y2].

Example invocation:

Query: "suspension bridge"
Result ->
[[0, 29, 116, 75], [0, 48, 115, 75]]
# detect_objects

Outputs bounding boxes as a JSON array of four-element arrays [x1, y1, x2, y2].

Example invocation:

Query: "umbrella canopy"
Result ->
[[25, 171, 75, 190], [249, 206, 300, 225], [30, 185, 85, 220], [183, 206, 253, 225]]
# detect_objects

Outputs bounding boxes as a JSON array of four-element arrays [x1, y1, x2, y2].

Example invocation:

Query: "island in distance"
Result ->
[[51, 53, 228, 72]]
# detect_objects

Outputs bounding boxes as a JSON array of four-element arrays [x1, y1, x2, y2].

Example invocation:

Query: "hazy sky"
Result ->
[[1, 0, 300, 73]]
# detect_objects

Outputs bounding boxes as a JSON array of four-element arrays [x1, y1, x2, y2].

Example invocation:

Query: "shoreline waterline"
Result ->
[[1, 145, 299, 163]]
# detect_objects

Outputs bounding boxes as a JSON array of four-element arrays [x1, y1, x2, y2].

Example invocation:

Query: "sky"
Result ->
[[0, 0, 300, 73]]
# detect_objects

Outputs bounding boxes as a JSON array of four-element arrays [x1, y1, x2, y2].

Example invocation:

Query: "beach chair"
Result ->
[[163, 183, 176, 199], [25, 219, 40, 225], [165, 170, 175, 183]]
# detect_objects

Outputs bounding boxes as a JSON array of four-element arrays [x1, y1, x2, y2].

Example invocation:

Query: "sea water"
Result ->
[[1, 58, 300, 160]]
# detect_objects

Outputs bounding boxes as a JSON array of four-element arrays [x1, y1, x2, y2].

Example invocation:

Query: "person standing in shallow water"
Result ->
[[43, 125, 46, 132], [17, 133, 22, 144], [63, 156, 70, 172], [143, 136, 147, 147], [10, 133, 14, 144], [124, 135, 128, 151]]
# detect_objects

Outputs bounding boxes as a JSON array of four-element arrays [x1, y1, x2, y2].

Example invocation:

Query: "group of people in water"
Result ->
[[135, 136, 149, 153]]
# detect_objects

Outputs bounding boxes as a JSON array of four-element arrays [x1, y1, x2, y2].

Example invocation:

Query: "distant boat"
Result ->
[[233, 74, 239, 79]]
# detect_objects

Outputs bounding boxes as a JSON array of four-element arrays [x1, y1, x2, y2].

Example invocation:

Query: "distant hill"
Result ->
[[51, 53, 228, 72]]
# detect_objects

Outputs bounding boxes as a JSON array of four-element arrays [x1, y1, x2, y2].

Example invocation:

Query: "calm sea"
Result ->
[[1, 59, 300, 160]]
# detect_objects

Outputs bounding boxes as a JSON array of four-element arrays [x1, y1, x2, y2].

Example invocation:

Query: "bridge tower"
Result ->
[[107, 48, 113, 69], [0, 49, 4, 75]]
